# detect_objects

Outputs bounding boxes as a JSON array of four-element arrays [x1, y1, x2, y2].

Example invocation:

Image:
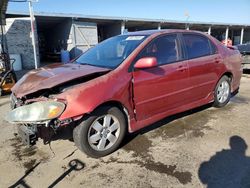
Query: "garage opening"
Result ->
[[36, 17, 72, 66], [126, 21, 159, 32], [97, 21, 122, 42], [36, 17, 98, 66], [210, 27, 230, 42]]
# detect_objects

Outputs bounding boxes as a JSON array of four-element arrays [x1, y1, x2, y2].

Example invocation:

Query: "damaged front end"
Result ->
[[6, 63, 111, 146], [6, 98, 67, 146]]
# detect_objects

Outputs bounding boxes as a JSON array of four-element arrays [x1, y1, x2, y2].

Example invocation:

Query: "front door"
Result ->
[[132, 34, 190, 121]]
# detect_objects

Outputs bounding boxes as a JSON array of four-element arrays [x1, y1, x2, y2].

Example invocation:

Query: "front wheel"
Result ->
[[73, 106, 126, 158], [213, 76, 231, 108]]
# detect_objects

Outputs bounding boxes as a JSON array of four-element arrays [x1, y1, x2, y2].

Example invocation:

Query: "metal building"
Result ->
[[4, 11, 250, 70]]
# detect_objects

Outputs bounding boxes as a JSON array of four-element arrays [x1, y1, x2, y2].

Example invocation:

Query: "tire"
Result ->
[[213, 75, 231, 108], [73, 106, 126, 158], [0, 88, 2, 96]]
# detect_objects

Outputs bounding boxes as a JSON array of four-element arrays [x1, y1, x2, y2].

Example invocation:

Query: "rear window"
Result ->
[[183, 34, 212, 59]]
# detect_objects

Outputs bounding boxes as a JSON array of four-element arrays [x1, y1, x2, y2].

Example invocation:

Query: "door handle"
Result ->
[[215, 59, 220, 64], [215, 57, 222, 64], [177, 66, 188, 72]]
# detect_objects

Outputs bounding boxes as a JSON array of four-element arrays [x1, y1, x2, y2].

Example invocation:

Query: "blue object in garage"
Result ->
[[60, 49, 70, 63]]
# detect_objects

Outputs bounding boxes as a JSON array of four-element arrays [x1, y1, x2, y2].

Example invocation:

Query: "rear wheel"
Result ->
[[73, 106, 126, 158], [0, 88, 2, 96], [213, 76, 231, 107]]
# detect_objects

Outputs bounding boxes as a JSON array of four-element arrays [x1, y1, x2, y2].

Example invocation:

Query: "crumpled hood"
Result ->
[[12, 63, 110, 98]]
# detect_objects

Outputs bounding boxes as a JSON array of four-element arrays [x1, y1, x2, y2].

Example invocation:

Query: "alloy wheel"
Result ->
[[217, 80, 230, 103], [87, 114, 120, 151]]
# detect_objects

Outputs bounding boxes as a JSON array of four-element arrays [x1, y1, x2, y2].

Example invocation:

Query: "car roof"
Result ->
[[123, 29, 206, 36]]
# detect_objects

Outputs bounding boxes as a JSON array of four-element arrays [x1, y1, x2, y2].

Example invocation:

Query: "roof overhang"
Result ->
[[0, 0, 8, 25], [6, 11, 250, 28]]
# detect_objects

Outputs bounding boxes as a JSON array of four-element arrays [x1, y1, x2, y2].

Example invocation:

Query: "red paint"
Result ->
[[12, 30, 242, 133], [12, 63, 110, 98]]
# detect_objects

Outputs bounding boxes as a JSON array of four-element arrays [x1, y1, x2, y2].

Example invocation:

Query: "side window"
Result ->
[[209, 40, 217, 54], [183, 34, 211, 59], [138, 34, 180, 65]]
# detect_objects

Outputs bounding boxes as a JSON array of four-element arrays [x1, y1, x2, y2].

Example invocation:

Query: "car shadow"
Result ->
[[120, 102, 213, 148], [120, 90, 243, 148], [198, 136, 250, 188]]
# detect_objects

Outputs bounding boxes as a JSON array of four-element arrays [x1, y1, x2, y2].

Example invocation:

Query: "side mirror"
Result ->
[[134, 57, 158, 69]]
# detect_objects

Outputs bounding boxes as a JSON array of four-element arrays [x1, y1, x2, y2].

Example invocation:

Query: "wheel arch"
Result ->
[[84, 100, 130, 133], [213, 72, 232, 107], [72, 100, 129, 158], [219, 71, 233, 91], [222, 71, 233, 81]]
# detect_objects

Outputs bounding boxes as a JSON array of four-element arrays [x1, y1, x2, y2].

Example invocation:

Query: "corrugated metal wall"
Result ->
[[5, 18, 40, 69], [71, 21, 98, 58]]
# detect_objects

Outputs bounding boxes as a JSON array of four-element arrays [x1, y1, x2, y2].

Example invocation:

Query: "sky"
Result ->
[[7, 0, 250, 25]]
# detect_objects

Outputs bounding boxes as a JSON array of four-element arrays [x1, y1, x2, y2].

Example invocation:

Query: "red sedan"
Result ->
[[6, 30, 242, 158]]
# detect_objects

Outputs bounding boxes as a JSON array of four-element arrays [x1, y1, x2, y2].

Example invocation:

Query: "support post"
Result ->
[[0, 24, 8, 53], [28, 1, 38, 69], [121, 21, 126, 34], [225, 27, 229, 46], [240, 27, 244, 44], [157, 23, 161, 30], [208, 26, 211, 35]]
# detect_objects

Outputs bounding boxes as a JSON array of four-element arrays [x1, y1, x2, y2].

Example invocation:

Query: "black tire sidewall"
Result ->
[[214, 76, 231, 107], [73, 106, 126, 158]]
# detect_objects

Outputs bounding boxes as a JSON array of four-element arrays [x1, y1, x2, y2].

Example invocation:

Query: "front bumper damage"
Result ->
[[9, 93, 73, 146], [18, 124, 38, 146], [17, 122, 56, 146], [13, 117, 74, 146]]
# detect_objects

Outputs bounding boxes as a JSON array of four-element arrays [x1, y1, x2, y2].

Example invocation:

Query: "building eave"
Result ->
[[6, 11, 250, 28]]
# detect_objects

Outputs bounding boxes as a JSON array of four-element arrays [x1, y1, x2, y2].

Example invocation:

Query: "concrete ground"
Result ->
[[0, 74, 250, 188]]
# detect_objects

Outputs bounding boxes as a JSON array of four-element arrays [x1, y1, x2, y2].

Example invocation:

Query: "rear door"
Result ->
[[182, 33, 220, 102], [132, 34, 190, 121]]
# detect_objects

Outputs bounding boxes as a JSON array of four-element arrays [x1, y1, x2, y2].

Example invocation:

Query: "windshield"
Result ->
[[75, 35, 147, 69]]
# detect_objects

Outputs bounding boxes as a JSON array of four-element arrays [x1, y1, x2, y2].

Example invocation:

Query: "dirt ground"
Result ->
[[0, 74, 250, 188]]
